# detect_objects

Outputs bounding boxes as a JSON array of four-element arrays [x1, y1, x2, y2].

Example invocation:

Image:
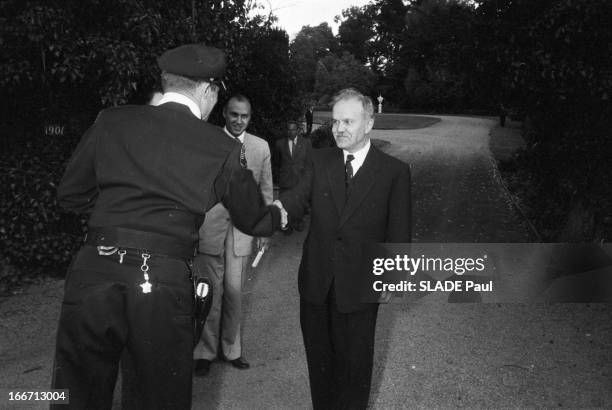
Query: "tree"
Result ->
[[371, 0, 410, 70], [497, 0, 612, 240], [226, 27, 300, 141], [314, 52, 377, 103], [336, 5, 377, 64], [289, 23, 340, 95], [393, 0, 477, 108]]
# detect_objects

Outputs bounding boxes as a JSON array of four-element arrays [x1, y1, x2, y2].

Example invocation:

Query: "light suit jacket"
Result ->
[[198, 132, 274, 256]]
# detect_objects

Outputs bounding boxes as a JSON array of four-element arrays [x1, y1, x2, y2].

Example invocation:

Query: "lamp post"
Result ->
[[377, 94, 384, 114]]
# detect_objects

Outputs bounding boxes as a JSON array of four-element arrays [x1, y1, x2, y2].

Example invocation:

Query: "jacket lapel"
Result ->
[[327, 149, 346, 215], [338, 145, 382, 228], [243, 133, 255, 172]]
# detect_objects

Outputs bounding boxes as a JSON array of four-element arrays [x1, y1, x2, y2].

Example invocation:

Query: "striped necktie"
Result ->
[[235, 136, 247, 168], [345, 154, 354, 187]]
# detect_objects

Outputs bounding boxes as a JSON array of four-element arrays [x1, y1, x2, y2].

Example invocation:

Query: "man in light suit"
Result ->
[[278, 88, 412, 409], [275, 120, 312, 233], [193, 94, 273, 376]]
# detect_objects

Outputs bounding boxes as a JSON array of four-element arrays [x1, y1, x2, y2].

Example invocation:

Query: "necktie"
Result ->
[[345, 154, 355, 187], [236, 137, 247, 168]]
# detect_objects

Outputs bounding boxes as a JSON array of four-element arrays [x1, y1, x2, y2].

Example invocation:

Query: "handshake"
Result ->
[[272, 200, 289, 230]]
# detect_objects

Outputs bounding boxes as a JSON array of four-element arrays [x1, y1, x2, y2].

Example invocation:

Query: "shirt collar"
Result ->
[[343, 139, 370, 162], [224, 126, 245, 143], [343, 139, 371, 174], [157, 92, 201, 119]]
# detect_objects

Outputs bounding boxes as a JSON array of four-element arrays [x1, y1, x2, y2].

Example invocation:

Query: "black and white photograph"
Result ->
[[1, 0, 611, 408]]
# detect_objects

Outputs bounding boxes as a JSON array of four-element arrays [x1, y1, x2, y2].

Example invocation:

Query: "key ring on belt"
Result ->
[[140, 253, 152, 294]]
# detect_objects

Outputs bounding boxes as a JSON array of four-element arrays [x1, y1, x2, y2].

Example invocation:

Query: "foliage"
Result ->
[[314, 52, 377, 104], [498, 0, 612, 241], [289, 23, 340, 96], [0, 134, 86, 276], [309, 122, 336, 149], [336, 6, 377, 64]]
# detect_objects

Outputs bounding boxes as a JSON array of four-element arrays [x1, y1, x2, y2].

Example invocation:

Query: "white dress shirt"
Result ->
[[342, 139, 371, 176], [224, 127, 245, 143], [288, 137, 298, 156]]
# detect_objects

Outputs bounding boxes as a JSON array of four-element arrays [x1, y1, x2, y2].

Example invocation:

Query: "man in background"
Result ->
[[275, 120, 312, 233], [305, 105, 314, 136], [193, 94, 273, 376]]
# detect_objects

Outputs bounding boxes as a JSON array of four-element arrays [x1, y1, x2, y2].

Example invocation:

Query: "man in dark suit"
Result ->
[[278, 88, 411, 409], [305, 105, 314, 136], [275, 120, 312, 232], [51, 44, 285, 409]]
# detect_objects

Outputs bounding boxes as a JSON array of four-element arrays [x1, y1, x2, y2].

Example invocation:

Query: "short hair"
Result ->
[[287, 120, 299, 128], [161, 71, 218, 94], [224, 93, 251, 112], [331, 88, 374, 119]]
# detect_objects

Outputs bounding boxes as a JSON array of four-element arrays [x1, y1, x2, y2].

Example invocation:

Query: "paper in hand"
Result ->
[[251, 246, 266, 268]]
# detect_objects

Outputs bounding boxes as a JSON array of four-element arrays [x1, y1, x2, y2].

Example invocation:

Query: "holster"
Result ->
[[188, 261, 213, 347]]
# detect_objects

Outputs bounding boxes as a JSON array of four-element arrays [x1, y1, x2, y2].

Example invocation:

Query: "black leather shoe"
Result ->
[[229, 357, 250, 369], [194, 359, 212, 377]]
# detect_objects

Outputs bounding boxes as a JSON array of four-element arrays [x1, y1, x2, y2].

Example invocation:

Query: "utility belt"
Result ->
[[84, 226, 212, 342], [85, 226, 197, 259]]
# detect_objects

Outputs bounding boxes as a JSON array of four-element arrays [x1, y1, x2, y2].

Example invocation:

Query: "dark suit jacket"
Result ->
[[58, 102, 280, 245], [274, 136, 312, 189], [305, 109, 314, 126], [281, 145, 411, 313]]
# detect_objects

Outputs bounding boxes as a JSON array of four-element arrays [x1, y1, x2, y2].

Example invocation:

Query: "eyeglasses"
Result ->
[[209, 78, 227, 92]]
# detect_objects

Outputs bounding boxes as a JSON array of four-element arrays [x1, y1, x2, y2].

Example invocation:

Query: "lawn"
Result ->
[[313, 112, 440, 130]]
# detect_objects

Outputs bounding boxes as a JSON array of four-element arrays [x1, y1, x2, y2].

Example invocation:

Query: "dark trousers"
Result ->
[[300, 291, 379, 410], [51, 246, 194, 410]]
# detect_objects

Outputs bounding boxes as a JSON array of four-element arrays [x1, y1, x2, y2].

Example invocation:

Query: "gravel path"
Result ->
[[1, 115, 610, 409]]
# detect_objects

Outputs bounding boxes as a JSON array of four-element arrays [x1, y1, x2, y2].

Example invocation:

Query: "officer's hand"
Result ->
[[272, 200, 288, 230], [257, 237, 271, 251]]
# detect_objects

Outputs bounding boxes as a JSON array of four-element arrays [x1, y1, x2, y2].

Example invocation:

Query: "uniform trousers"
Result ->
[[300, 288, 379, 410], [193, 226, 249, 361], [51, 245, 194, 410]]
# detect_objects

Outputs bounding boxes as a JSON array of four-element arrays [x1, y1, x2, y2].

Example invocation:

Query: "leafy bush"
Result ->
[[502, 0, 612, 241], [310, 122, 336, 149], [0, 133, 86, 277]]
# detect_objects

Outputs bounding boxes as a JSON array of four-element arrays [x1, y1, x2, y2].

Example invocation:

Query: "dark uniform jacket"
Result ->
[[58, 102, 280, 245], [281, 145, 411, 313], [274, 136, 312, 190]]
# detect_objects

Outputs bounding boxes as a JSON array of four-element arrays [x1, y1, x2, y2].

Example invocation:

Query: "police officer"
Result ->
[[51, 44, 286, 410]]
